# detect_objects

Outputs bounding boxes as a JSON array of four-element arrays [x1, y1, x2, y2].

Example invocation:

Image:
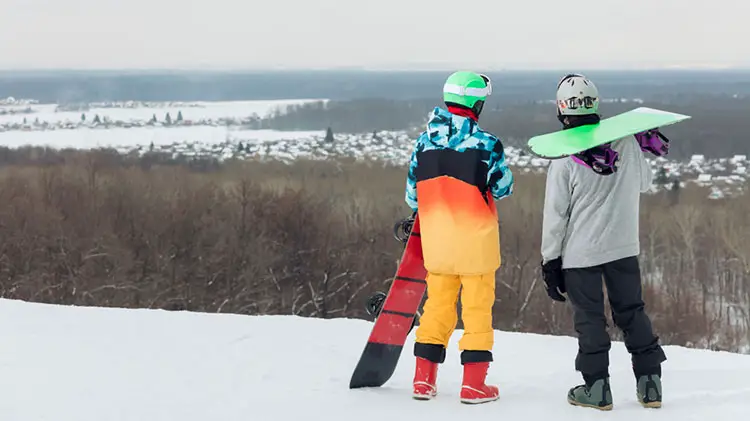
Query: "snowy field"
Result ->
[[1, 298, 749, 421], [0, 99, 323, 125], [0, 125, 325, 151]]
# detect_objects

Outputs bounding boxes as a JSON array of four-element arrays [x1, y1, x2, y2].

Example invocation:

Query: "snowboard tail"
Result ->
[[349, 215, 427, 389], [527, 107, 691, 159]]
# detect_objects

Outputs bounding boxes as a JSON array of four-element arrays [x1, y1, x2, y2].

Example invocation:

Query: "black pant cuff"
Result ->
[[583, 371, 609, 388], [414, 342, 446, 364], [632, 347, 667, 377], [461, 350, 493, 364], [634, 364, 662, 378]]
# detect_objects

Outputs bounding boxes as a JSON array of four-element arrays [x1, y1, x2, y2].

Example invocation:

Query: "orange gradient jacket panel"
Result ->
[[405, 107, 514, 275]]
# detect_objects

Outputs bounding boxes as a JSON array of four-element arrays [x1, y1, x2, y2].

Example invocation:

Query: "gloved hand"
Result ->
[[541, 257, 567, 302], [634, 129, 670, 157]]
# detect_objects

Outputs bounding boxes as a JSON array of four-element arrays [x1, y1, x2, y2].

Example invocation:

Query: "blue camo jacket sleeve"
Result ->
[[486, 136, 514, 200], [405, 140, 419, 211]]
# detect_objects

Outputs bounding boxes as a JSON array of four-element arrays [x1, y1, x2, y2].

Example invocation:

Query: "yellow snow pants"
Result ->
[[415, 271, 496, 351]]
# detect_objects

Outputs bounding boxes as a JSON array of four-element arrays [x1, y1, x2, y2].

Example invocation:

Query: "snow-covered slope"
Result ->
[[1, 299, 749, 420]]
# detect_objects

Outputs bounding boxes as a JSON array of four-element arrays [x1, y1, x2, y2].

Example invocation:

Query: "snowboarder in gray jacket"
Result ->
[[540, 73, 668, 411]]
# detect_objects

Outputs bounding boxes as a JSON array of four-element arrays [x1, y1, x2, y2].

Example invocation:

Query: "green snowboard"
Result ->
[[527, 107, 691, 159]]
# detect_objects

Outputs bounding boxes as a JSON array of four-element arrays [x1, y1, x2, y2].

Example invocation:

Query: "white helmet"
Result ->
[[556, 73, 599, 116]]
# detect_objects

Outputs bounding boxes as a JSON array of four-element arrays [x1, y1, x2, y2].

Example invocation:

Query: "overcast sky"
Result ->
[[2, 0, 748, 70]]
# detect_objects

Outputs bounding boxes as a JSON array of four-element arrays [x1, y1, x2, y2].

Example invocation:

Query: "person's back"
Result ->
[[543, 135, 653, 269], [408, 106, 512, 275], [540, 73, 667, 412], [402, 71, 513, 405]]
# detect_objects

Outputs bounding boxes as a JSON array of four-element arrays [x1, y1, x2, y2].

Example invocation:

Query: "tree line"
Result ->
[[255, 95, 750, 161], [0, 148, 746, 353]]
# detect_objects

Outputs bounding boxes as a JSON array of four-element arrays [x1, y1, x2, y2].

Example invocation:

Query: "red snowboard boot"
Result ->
[[412, 357, 438, 400], [460, 362, 499, 404]]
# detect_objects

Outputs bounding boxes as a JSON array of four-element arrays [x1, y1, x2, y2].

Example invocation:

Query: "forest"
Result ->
[[255, 94, 750, 160], [0, 147, 747, 353]]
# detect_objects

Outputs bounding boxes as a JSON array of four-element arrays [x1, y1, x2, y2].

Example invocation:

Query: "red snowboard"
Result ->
[[349, 214, 427, 389]]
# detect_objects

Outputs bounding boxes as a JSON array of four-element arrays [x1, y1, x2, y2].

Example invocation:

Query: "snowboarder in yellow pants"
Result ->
[[404, 71, 513, 404]]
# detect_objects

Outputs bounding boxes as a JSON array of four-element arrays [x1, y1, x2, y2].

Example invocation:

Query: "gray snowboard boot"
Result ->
[[637, 374, 662, 408], [567, 377, 613, 411]]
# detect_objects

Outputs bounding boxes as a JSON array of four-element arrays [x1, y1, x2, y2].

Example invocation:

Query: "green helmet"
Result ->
[[442, 71, 492, 109]]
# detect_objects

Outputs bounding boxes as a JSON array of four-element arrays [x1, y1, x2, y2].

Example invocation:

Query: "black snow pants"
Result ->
[[563, 256, 666, 383]]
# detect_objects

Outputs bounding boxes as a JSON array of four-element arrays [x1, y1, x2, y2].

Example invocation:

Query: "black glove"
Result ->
[[541, 257, 566, 302]]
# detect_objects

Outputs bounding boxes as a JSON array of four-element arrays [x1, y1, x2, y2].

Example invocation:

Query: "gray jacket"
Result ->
[[541, 136, 653, 269]]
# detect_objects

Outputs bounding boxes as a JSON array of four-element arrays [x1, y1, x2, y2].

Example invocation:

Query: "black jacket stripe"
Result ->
[[414, 149, 490, 192]]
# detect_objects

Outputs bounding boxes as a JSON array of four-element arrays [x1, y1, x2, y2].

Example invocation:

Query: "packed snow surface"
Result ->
[[1, 298, 749, 420]]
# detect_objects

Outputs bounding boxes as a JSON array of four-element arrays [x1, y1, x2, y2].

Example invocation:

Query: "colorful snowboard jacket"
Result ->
[[405, 107, 514, 275]]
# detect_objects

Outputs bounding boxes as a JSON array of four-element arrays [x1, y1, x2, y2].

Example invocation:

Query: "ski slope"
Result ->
[[1, 298, 749, 420]]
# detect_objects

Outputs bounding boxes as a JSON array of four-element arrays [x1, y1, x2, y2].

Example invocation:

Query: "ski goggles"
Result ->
[[558, 95, 598, 110], [443, 73, 492, 97]]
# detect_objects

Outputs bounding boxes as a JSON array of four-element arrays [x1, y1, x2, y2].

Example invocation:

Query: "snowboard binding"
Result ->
[[571, 144, 619, 175], [366, 291, 420, 332], [635, 129, 670, 157], [365, 291, 387, 317], [393, 213, 416, 244]]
